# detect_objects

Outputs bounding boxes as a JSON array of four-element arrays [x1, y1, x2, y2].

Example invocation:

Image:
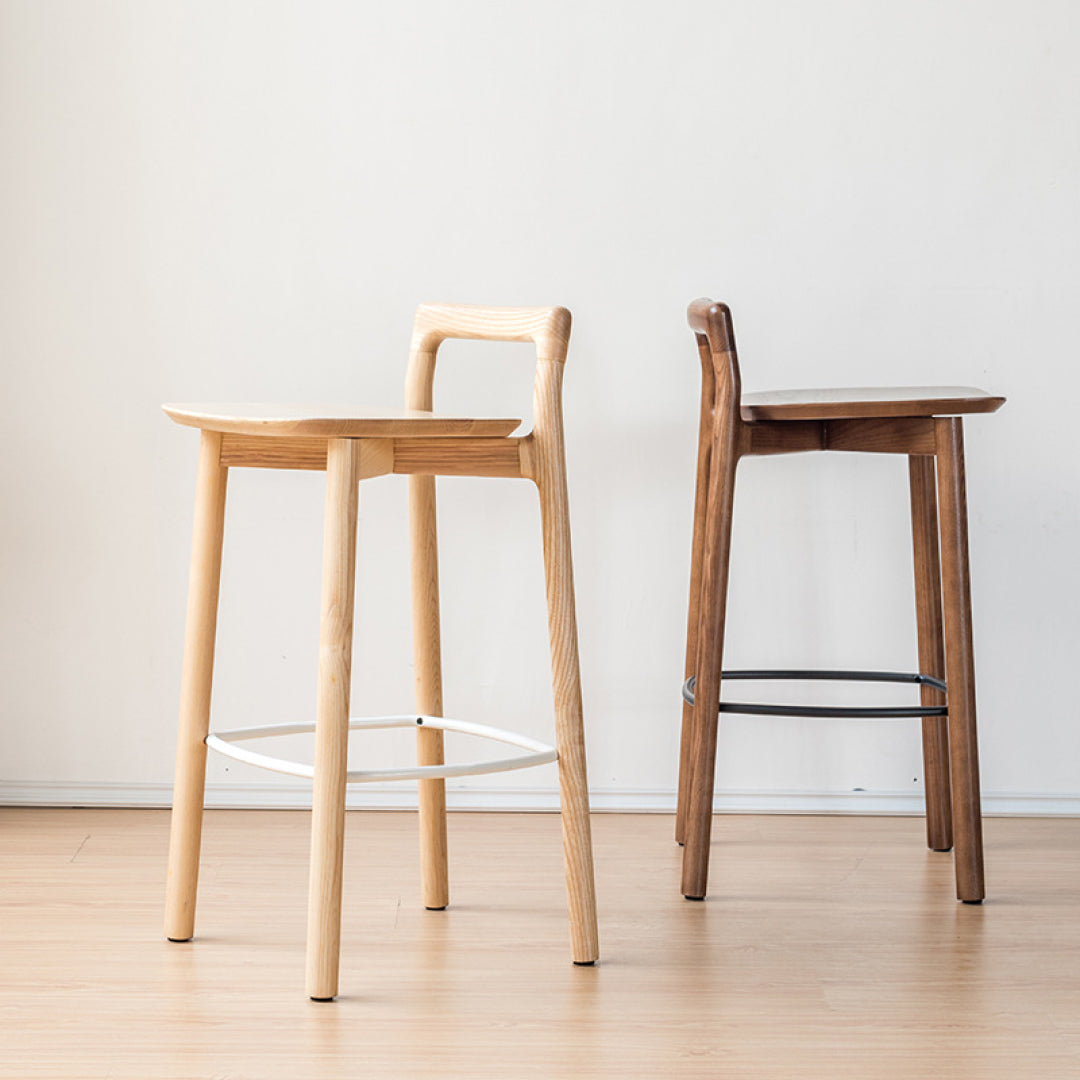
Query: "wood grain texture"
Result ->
[[532, 356, 600, 964], [306, 438, 362, 1000], [909, 455, 953, 853], [934, 418, 985, 902], [675, 334, 716, 845], [220, 433, 330, 470], [824, 417, 936, 454], [409, 301, 572, 354], [409, 471, 449, 911], [741, 386, 1005, 422], [686, 297, 737, 351], [218, 433, 522, 478], [403, 311, 451, 915], [218, 434, 395, 476], [7, 809, 1079, 1079], [392, 437, 524, 478], [744, 419, 825, 456], [163, 403, 520, 439], [164, 431, 228, 942], [680, 324, 742, 900], [741, 418, 956, 457]]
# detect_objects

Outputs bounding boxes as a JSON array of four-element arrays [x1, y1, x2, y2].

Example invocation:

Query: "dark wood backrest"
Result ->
[[687, 298, 741, 433]]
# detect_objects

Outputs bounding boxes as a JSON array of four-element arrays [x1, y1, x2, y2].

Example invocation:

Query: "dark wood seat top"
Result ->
[[740, 386, 1005, 422], [163, 403, 521, 439]]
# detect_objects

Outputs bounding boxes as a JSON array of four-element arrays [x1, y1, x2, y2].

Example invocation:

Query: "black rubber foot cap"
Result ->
[[961, 899, 984, 905], [166, 937, 192, 943], [573, 960, 596, 966], [310, 996, 335, 1003], [683, 895, 705, 902], [425, 905, 447, 911]]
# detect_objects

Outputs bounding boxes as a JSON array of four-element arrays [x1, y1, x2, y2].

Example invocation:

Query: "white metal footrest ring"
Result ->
[[205, 715, 558, 783]]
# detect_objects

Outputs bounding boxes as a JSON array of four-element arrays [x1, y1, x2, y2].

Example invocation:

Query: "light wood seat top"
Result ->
[[162, 403, 522, 439], [740, 386, 1005, 422]]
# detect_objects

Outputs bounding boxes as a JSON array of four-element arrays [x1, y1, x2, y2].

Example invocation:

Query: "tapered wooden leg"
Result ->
[[409, 474, 449, 911], [306, 438, 362, 1001], [676, 363, 716, 845], [165, 431, 228, 942], [535, 469, 599, 964], [680, 410, 738, 901], [934, 419, 985, 902], [908, 455, 953, 852]]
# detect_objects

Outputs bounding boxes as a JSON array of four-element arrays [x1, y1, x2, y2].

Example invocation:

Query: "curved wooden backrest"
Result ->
[[686, 298, 741, 421], [405, 303, 571, 413]]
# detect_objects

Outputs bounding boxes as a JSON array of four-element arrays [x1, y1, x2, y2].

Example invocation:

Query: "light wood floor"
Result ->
[[1, 809, 1078, 1079]]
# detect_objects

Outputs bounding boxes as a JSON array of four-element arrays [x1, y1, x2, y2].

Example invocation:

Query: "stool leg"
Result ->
[[934, 418, 985, 903], [165, 430, 228, 942], [535, 470, 599, 965], [409, 473, 449, 911], [306, 438, 362, 1001], [680, 417, 738, 901], [908, 455, 953, 852], [676, 362, 716, 846]]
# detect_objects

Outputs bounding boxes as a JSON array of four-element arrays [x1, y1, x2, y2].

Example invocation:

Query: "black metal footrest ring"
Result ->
[[681, 669, 947, 719]]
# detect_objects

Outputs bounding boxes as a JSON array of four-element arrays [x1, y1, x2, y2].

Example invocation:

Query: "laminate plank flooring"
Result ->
[[1, 809, 1077, 1079]]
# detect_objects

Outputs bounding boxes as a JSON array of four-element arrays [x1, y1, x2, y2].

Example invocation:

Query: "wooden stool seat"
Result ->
[[162, 304, 598, 1001], [163, 403, 521, 439], [677, 299, 1004, 906], [740, 386, 1005, 422]]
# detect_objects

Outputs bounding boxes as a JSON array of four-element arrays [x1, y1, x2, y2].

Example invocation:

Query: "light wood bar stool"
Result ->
[[163, 303, 599, 1000], [676, 299, 1004, 903]]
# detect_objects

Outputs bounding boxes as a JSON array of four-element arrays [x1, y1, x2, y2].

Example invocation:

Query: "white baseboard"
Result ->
[[1, 781, 1078, 816]]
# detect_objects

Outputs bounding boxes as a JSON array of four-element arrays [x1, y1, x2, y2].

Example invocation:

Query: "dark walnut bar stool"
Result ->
[[163, 303, 598, 1000], [676, 298, 1004, 903]]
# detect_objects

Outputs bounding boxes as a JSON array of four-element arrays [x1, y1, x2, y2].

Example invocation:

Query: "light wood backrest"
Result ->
[[405, 303, 572, 414]]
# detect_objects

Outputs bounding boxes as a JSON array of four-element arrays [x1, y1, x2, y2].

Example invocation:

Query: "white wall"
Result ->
[[1, 0, 1077, 813]]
